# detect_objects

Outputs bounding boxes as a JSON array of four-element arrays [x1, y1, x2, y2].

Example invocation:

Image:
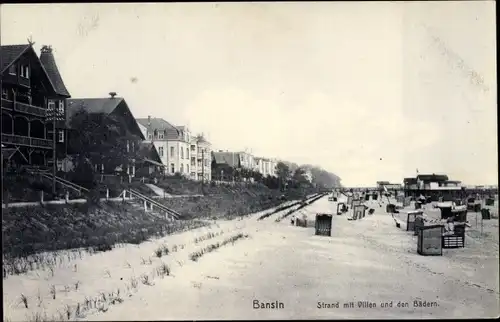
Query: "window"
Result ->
[[204, 159, 208, 167], [20, 65, 29, 78], [158, 147, 164, 156], [181, 147, 184, 159], [1, 88, 8, 99], [191, 157, 195, 166], [148, 134, 153, 140], [180, 164, 184, 173], [191, 172, 196, 178], [170, 163, 175, 174], [8, 64, 16, 75], [58, 130, 64, 143], [58, 101, 64, 114], [48, 100, 55, 111], [186, 149, 189, 159], [191, 145, 196, 151], [170, 146, 174, 157], [187, 164, 189, 173]]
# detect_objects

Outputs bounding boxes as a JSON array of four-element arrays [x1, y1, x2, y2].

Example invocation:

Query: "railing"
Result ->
[[129, 188, 181, 219], [1, 134, 52, 148], [1, 98, 14, 110], [30, 170, 90, 195], [19, 77, 30, 87], [14, 101, 47, 117], [0, 99, 47, 117]]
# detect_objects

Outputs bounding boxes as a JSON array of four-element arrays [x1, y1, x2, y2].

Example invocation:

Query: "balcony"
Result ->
[[1, 99, 47, 117], [19, 77, 30, 87], [1, 134, 52, 149], [15, 101, 47, 117], [1, 98, 14, 110]]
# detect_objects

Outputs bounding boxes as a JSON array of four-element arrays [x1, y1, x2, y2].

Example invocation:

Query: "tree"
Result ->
[[276, 162, 291, 191], [292, 167, 310, 185], [68, 108, 142, 175]]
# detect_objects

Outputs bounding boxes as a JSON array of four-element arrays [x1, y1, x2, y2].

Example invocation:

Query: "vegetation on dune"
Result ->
[[1, 201, 207, 260]]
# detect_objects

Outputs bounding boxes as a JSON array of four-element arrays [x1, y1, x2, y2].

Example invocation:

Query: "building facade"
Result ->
[[255, 157, 278, 178], [238, 151, 256, 170], [190, 135, 212, 182], [66, 95, 145, 177], [1, 43, 70, 171], [403, 174, 463, 200], [136, 117, 211, 181]]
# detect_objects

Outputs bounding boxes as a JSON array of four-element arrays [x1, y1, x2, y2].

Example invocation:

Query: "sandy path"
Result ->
[[87, 197, 499, 320]]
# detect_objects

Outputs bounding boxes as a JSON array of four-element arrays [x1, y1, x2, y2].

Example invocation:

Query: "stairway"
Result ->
[[128, 189, 181, 220], [27, 169, 89, 196]]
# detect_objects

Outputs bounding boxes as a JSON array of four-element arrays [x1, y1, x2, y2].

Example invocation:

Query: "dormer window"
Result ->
[[20, 65, 30, 78], [8, 64, 16, 75], [159, 131, 164, 140]]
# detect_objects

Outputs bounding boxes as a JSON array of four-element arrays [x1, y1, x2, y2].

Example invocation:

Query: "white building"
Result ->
[[136, 117, 211, 181], [188, 133, 212, 182], [238, 151, 256, 170], [255, 157, 278, 177]]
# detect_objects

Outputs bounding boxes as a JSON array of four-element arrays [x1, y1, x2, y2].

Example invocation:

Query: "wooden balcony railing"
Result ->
[[0, 99, 47, 117], [19, 77, 30, 87], [1, 134, 52, 149], [1, 98, 14, 110], [14, 101, 47, 117]]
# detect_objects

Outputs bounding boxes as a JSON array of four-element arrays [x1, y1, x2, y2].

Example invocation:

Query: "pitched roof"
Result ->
[[39, 45, 71, 97], [138, 141, 162, 163], [136, 118, 183, 141], [212, 151, 241, 167], [67, 97, 124, 121], [0, 44, 30, 72], [67, 97, 144, 139], [1, 44, 59, 96], [136, 118, 177, 131]]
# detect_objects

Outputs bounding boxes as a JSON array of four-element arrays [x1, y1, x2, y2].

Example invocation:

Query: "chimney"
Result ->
[[40, 45, 52, 54], [109, 92, 117, 99]]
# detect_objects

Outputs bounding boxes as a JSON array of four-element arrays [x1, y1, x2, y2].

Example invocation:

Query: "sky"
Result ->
[[1, 2, 497, 186]]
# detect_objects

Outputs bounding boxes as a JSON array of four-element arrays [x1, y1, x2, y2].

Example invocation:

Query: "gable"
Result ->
[[1, 44, 57, 96], [111, 101, 146, 140]]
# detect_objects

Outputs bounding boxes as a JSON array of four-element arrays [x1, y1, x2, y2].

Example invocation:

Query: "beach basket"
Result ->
[[315, 214, 332, 236], [418, 225, 443, 256]]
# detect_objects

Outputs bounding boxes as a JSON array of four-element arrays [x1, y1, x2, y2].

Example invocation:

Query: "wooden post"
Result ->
[[122, 190, 126, 202], [144, 200, 148, 212], [106, 189, 109, 200], [65, 190, 69, 203], [40, 191, 44, 204], [150, 203, 154, 212], [129, 175, 131, 184]]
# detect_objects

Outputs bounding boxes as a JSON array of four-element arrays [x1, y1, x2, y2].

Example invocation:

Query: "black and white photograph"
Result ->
[[1, 1, 498, 320]]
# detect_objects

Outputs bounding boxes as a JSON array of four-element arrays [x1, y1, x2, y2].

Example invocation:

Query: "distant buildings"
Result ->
[[255, 157, 277, 178], [403, 173, 463, 199], [136, 117, 212, 181]]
